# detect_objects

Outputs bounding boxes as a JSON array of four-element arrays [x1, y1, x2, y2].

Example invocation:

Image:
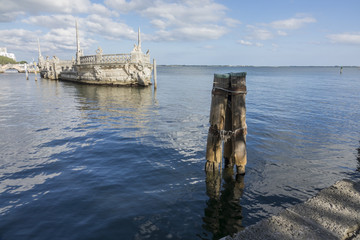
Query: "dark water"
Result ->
[[0, 66, 359, 240]]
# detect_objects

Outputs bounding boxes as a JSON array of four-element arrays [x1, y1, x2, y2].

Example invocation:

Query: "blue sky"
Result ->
[[0, 0, 359, 65]]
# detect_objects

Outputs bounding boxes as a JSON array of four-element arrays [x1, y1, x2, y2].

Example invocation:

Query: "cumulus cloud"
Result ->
[[106, 0, 237, 41], [270, 17, 316, 30], [105, 0, 152, 13], [238, 40, 252, 46], [84, 14, 137, 41], [23, 15, 76, 29], [277, 30, 287, 36], [1, 0, 242, 59], [327, 33, 360, 45], [224, 18, 241, 27], [246, 26, 273, 40], [0, 0, 90, 16], [0, 0, 117, 22], [0, 29, 39, 50], [238, 39, 263, 47]]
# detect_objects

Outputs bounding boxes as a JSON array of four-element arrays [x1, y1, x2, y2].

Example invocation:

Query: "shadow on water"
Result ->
[[203, 169, 245, 240]]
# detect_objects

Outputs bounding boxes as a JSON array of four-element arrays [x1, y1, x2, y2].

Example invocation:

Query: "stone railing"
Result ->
[[100, 54, 131, 64], [80, 55, 96, 64], [80, 54, 132, 65]]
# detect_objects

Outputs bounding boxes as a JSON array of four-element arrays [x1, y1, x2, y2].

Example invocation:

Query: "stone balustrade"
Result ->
[[80, 54, 133, 65], [80, 55, 96, 64], [100, 54, 131, 63]]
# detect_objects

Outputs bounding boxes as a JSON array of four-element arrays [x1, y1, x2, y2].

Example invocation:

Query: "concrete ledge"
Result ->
[[222, 179, 360, 240]]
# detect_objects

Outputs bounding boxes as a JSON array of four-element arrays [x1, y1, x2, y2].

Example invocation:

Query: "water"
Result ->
[[0, 66, 359, 240]]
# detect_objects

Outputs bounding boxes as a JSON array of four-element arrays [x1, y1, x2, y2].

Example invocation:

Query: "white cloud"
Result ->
[[85, 14, 137, 41], [105, 0, 152, 13], [0, 11, 25, 22], [0, 0, 117, 22], [108, 0, 237, 41], [327, 33, 360, 45], [0, 27, 95, 59], [0, 29, 39, 51], [2, 0, 240, 42], [0, 0, 91, 15], [246, 26, 273, 40], [277, 30, 287, 36], [224, 18, 241, 27], [238, 40, 253, 46], [238, 39, 263, 47], [270, 17, 316, 30], [23, 15, 76, 29], [203, 45, 214, 49]]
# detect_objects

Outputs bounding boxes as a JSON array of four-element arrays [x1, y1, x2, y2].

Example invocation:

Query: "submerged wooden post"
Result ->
[[206, 72, 247, 175], [34, 61, 37, 81], [230, 73, 247, 175], [25, 63, 29, 80], [153, 58, 157, 89], [205, 73, 229, 173]]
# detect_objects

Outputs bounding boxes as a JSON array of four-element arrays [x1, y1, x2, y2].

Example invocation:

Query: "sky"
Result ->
[[0, 0, 359, 66]]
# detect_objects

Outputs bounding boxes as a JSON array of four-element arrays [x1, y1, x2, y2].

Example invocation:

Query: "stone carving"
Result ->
[[96, 47, 103, 55], [93, 66, 103, 80]]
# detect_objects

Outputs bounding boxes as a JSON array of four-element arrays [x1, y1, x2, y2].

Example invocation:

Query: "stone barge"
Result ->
[[38, 22, 155, 87]]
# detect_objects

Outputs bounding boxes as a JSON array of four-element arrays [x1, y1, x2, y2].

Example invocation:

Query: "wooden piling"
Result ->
[[205, 73, 230, 173], [25, 63, 29, 80], [223, 92, 233, 168], [153, 58, 157, 89], [206, 72, 247, 175], [33, 62, 38, 81], [230, 73, 247, 175]]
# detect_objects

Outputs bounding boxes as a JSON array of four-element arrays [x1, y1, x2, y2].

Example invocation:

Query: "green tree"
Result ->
[[0, 56, 17, 65]]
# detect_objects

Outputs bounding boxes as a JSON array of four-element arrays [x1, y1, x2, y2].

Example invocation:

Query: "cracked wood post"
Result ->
[[230, 72, 247, 175], [223, 92, 233, 168], [206, 73, 229, 173]]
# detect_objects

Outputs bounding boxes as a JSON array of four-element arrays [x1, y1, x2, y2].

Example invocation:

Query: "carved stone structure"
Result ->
[[38, 23, 154, 87]]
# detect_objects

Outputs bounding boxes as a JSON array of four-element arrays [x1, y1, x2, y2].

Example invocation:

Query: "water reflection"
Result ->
[[203, 169, 245, 239], [357, 141, 360, 172], [69, 83, 157, 136]]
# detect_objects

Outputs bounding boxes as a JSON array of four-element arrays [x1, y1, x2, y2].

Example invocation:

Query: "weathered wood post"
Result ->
[[223, 92, 233, 168], [25, 63, 29, 80], [206, 72, 247, 175], [153, 58, 157, 89], [205, 73, 230, 173], [34, 61, 37, 81], [230, 73, 247, 175]]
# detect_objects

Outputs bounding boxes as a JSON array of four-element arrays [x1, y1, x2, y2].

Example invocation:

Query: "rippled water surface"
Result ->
[[0, 66, 360, 240]]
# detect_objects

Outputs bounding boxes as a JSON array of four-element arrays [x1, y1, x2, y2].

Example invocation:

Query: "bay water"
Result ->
[[0, 66, 359, 239]]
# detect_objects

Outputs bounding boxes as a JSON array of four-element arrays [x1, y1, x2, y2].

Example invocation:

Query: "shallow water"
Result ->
[[0, 66, 359, 239]]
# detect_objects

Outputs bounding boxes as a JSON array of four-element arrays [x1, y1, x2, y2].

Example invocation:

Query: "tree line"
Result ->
[[0, 56, 27, 65]]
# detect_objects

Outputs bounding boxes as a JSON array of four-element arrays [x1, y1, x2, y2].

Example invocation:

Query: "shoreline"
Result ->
[[222, 179, 360, 240]]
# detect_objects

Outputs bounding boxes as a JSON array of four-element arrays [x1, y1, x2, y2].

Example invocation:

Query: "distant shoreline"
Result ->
[[157, 65, 360, 68]]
